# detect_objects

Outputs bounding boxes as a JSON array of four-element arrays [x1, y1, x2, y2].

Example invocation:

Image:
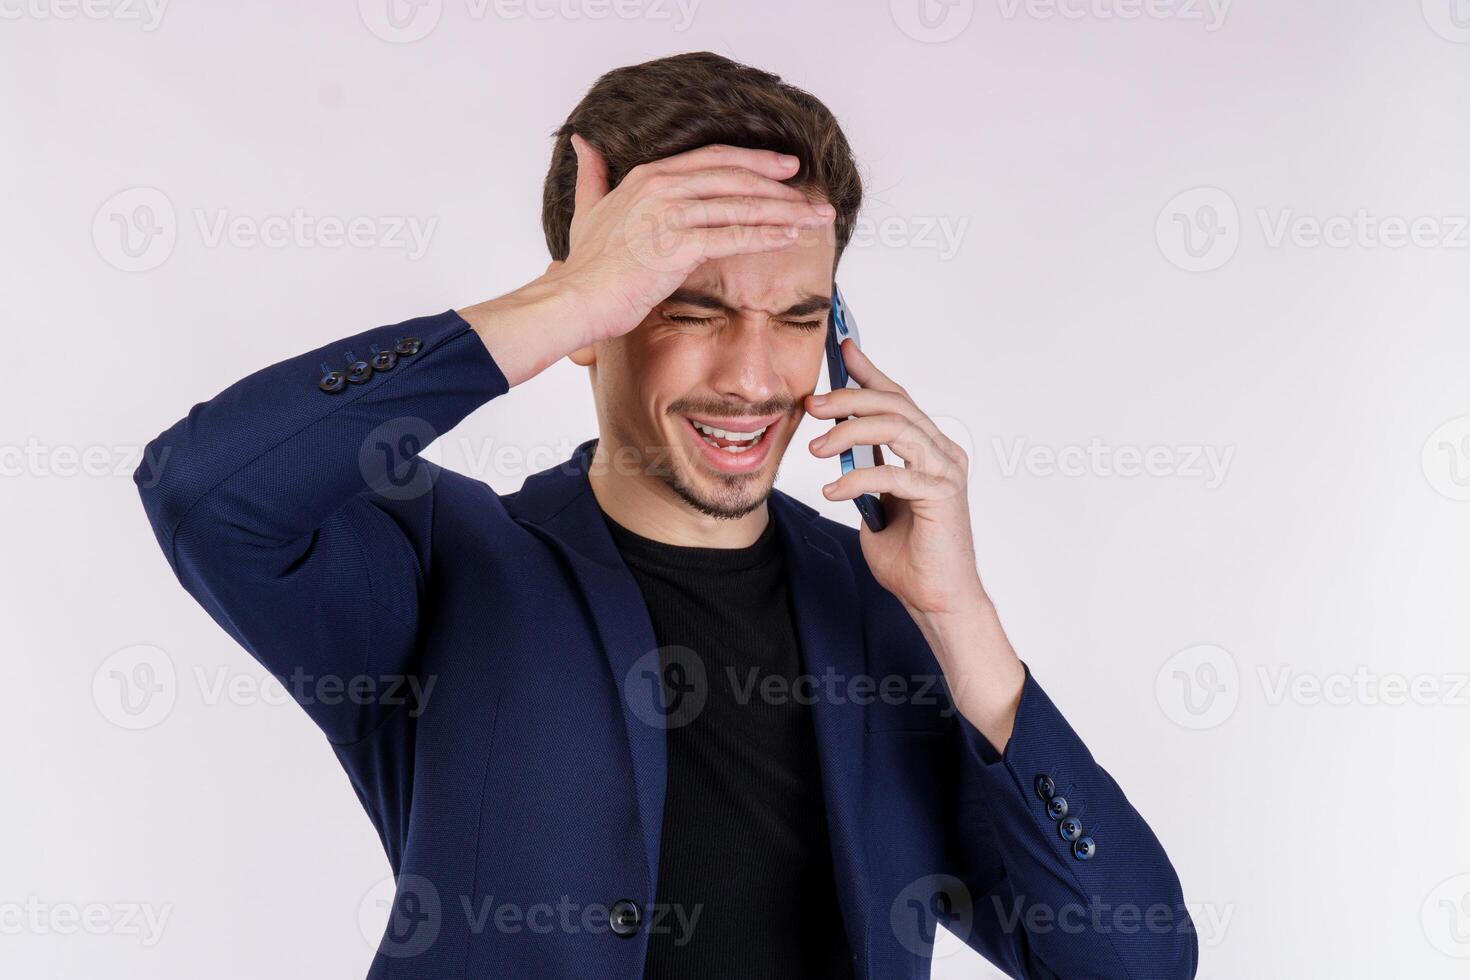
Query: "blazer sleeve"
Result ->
[[945, 664, 1199, 979], [133, 309, 510, 744]]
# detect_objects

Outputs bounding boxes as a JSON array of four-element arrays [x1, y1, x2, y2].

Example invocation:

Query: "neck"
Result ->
[[586, 437, 771, 549]]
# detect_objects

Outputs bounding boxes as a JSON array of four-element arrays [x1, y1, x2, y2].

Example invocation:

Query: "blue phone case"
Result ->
[[825, 285, 886, 532]]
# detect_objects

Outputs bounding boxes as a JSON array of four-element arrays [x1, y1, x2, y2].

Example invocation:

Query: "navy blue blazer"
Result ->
[[135, 309, 1197, 979]]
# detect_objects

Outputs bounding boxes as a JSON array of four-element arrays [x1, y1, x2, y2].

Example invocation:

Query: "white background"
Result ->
[[5, 1, 1470, 977]]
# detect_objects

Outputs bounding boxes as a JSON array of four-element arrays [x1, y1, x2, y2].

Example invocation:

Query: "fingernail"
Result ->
[[779, 154, 799, 168], [810, 435, 826, 450], [812, 202, 835, 216], [809, 393, 828, 406], [823, 483, 837, 495], [784, 227, 798, 239]]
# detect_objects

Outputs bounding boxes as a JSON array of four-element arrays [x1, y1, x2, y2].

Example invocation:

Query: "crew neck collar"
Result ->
[[598, 506, 782, 573]]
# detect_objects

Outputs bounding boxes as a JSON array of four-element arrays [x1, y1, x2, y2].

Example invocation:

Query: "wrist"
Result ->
[[907, 591, 1026, 750], [902, 574, 990, 633], [457, 274, 590, 388], [908, 590, 999, 663]]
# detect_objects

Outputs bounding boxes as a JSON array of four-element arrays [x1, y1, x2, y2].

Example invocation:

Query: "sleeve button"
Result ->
[[1046, 795, 1069, 821], [1035, 775, 1055, 800], [346, 360, 374, 384], [1073, 837, 1097, 860], [318, 370, 346, 393], [394, 337, 423, 356], [1059, 816, 1083, 842]]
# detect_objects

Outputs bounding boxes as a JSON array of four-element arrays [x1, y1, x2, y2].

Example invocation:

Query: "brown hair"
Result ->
[[541, 51, 862, 267]]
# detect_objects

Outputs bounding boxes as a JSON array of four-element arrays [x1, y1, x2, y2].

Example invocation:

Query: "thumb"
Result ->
[[569, 132, 609, 218]]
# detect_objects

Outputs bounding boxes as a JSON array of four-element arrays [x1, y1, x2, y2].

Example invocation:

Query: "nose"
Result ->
[[707, 318, 782, 407]]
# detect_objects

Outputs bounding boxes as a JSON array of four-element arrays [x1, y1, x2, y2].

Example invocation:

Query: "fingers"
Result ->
[[699, 223, 806, 261], [667, 195, 834, 232], [806, 385, 939, 441], [837, 338, 903, 394], [570, 133, 610, 218], [669, 166, 814, 205], [810, 413, 953, 477], [822, 463, 959, 503], [805, 346, 969, 474], [637, 143, 803, 182]]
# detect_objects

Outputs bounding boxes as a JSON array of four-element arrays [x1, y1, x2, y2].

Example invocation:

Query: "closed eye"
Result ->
[[665, 314, 825, 332]]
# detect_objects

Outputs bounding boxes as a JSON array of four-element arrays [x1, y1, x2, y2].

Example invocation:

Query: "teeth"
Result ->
[[691, 420, 767, 443]]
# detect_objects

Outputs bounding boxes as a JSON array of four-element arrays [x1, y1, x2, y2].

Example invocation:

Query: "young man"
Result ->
[[135, 52, 1196, 979]]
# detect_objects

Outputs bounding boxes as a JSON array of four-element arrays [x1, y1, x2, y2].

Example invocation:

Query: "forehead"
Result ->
[[678, 226, 835, 313]]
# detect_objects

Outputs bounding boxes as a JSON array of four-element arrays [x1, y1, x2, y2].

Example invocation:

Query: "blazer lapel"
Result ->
[[507, 439, 667, 904], [510, 440, 872, 973]]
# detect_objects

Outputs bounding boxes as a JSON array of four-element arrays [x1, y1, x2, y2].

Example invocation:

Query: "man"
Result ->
[[135, 52, 1196, 979]]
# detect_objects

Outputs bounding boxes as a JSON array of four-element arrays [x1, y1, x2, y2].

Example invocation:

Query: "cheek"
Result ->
[[633, 335, 707, 415], [783, 333, 828, 393]]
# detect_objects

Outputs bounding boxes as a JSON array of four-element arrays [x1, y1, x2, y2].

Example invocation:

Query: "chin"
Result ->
[[666, 426, 786, 521]]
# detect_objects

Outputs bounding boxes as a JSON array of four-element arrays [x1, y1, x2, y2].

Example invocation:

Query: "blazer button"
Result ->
[[346, 360, 374, 384], [1073, 837, 1097, 861], [371, 349, 398, 371], [1035, 775, 1055, 800], [609, 899, 641, 938], [1046, 795, 1069, 821], [318, 370, 346, 393], [394, 337, 423, 356], [1058, 816, 1083, 842]]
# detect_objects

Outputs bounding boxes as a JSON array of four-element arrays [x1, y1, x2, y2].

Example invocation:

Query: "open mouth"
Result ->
[[679, 413, 782, 473], [688, 419, 771, 455]]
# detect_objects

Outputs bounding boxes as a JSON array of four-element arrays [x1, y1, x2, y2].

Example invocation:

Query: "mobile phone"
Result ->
[[825, 284, 887, 532]]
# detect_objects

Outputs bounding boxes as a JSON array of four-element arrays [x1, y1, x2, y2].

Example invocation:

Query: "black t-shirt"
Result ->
[[600, 507, 855, 980]]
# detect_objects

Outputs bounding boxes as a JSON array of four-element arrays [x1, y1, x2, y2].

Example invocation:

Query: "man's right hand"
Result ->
[[458, 139, 835, 387]]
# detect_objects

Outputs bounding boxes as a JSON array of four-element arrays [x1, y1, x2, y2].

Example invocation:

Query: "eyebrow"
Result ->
[[662, 288, 832, 319]]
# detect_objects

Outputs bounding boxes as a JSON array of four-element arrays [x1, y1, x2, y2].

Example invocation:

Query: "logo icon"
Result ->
[[624, 645, 708, 730], [1156, 187, 1240, 272], [1423, 874, 1470, 957], [93, 187, 176, 272], [890, 0, 975, 43], [360, 873, 442, 957], [93, 644, 178, 730], [358, 417, 441, 501], [1423, 0, 1470, 42], [1422, 416, 1470, 501], [359, 0, 442, 43], [1155, 643, 1239, 730], [890, 874, 973, 957]]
